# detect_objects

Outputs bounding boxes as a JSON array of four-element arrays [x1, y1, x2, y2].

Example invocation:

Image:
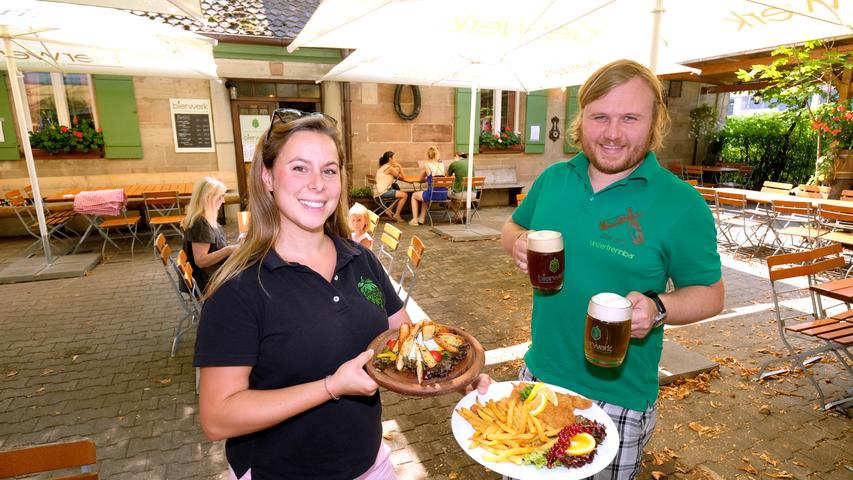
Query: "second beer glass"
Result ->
[[526, 230, 564, 293], [584, 292, 632, 368]]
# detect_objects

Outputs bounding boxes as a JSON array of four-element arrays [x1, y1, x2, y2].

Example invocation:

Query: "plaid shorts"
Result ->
[[503, 364, 657, 480]]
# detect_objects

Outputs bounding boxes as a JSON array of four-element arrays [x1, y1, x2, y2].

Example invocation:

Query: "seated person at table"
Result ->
[[446, 151, 473, 224], [409, 146, 448, 225], [181, 177, 238, 292], [374, 151, 408, 223], [349, 203, 373, 249]]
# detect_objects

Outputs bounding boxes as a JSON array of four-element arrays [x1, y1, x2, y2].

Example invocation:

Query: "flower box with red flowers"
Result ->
[[27, 117, 104, 158], [812, 99, 853, 154], [479, 126, 521, 153]]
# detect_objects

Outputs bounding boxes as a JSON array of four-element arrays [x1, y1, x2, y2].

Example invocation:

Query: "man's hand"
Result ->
[[626, 291, 657, 339], [511, 231, 530, 273]]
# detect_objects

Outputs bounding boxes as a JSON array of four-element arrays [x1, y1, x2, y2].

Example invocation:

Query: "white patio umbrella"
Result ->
[[289, 0, 853, 224], [1, 0, 218, 262], [43, 1, 204, 20]]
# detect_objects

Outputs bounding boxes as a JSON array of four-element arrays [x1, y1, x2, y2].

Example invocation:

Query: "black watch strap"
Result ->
[[643, 290, 667, 327]]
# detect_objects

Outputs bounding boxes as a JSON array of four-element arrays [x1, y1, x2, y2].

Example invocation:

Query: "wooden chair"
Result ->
[[758, 244, 853, 411], [142, 190, 184, 245], [366, 210, 379, 235], [516, 193, 526, 205], [460, 176, 485, 222], [366, 174, 399, 220], [665, 161, 685, 178], [423, 175, 454, 226], [0, 439, 97, 479], [795, 184, 830, 199], [768, 198, 826, 254], [377, 222, 403, 274], [397, 235, 425, 308], [716, 190, 770, 256], [153, 235, 198, 357], [760, 180, 793, 195], [684, 165, 704, 185], [237, 211, 251, 239], [4, 189, 77, 256], [685, 179, 698, 186], [841, 189, 853, 202]]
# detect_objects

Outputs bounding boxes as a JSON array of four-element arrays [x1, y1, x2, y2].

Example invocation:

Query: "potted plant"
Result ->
[[28, 117, 104, 158], [811, 98, 853, 177], [350, 186, 376, 210], [479, 126, 522, 153]]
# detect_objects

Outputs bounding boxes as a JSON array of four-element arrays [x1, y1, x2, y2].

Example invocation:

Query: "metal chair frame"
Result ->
[[423, 175, 454, 226], [377, 222, 403, 275], [367, 173, 400, 220], [5, 189, 77, 256], [142, 190, 184, 246], [460, 176, 485, 223]]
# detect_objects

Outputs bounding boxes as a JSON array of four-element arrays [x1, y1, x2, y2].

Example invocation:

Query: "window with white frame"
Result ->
[[480, 89, 522, 138], [23, 72, 98, 131]]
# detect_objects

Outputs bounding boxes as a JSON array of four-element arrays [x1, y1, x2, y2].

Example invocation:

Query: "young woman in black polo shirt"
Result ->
[[194, 111, 412, 479]]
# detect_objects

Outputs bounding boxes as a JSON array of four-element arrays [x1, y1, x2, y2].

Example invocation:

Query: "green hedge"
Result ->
[[715, 112, 817, 189]]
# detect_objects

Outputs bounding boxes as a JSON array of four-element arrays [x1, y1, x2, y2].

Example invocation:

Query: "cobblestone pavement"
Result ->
[[0, 207, 850, 479]]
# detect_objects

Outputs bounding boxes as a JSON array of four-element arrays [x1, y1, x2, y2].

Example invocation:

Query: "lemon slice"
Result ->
[[565, 432, 596, 456], [523, 382, 546, 404], [529, 393, 548, 416], [538, 386, 558, 406]]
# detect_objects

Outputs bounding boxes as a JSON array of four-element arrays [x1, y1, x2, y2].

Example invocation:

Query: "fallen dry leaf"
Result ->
[[154, 378, 172, 385], [738, 461, 759, 475], [382, 431, 394, 440], [502, 294, 511, 300], [758, 452, 778, 467], [792, 461, 807, 468], [759, 404, 772, 415], [709, 400, 721, 408], [6, 370, 17, 378], [672, 423, 683, 431], [651, 471, 666, 479], [448, 472, 459, 480], [764, 471, 793, 478]]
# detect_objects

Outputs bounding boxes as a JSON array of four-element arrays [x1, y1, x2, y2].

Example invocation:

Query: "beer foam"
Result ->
[[527, 230, 563, 253], [588, 292, 632, 322]]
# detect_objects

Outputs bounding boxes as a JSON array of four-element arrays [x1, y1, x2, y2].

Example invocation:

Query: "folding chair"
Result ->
[[423, 175, 454, 226], [237, 211, 251, 240], [665, 161, 685, 178], [794, 184, 830, 199], [367, 174, 399, 219], [4, 189, 77, 256], [715, 190, 770, 256], [760, 180, 793, 195], [757, 244, 853, 411], [0, 438, 97, 479], [142, 191, 184, 245], [397, 235, 425, 308], [377, 222, 403, 274], [816, 202, 853, 275], [768, 198, 826, 254], [366, 210, 379, 235], [460, 176, 485, 223], [684, 165, 704, 186], [153, 235, 195, 357], [841, 189, 853, 202], [685, 179, 698, 186], [516, 193, 526, 205]]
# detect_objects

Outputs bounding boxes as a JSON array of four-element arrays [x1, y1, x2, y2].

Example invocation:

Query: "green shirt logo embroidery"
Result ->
[[548, 258, 560, 273], [591, 326, 602, 341], [357, 276, 385, 309], [252, 118, 260, 128]]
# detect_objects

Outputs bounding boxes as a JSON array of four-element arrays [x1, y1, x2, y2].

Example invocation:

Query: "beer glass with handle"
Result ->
[[584, 292, 632, 367], [526, 230, 564, 293]]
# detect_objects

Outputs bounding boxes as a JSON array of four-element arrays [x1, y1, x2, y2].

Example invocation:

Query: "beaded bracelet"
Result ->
[[324, 375, 340, 401]]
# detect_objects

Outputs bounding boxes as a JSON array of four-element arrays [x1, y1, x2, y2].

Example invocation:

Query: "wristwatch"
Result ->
[[643, 290, 667, 328]]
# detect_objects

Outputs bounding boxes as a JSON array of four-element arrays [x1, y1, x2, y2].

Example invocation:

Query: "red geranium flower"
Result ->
[[60, 126, 68, 133], [73, 131, 84, 138]]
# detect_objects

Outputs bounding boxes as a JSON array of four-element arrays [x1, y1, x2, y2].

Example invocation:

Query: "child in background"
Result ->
[[349, 203, 373, 249]]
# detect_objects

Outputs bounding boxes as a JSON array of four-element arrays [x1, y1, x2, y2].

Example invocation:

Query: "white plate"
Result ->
[[451, 381, 619, 480]]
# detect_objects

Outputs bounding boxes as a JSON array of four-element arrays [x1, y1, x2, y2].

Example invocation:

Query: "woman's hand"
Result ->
[[326, 350, 379, 398], [461, 373, 493, 395]]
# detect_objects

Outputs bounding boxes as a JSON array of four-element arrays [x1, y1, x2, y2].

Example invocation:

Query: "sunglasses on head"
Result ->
[[266, 108, 338, 141]]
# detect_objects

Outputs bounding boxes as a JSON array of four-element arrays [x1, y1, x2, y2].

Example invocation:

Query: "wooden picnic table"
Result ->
[[715, 187, 853, 208], [44, 183, 194, 203]]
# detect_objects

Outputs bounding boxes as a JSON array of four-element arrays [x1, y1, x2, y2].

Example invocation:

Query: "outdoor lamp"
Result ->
[[752, 93, 761, 105]]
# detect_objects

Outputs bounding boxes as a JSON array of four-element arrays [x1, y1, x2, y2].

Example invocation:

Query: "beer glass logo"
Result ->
[[591, 325, 602, 341], [548, 258, 560, 273]]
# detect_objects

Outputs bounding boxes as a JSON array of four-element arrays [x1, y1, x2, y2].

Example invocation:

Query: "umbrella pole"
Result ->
[[465, 82, 476, 227], [649, 0, 664, 73], [4, 37, 52, 264]]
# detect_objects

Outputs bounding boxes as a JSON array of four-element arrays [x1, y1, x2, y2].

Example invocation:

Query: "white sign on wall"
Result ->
[[239, 115, 271, 163], [169, 98, 215, 153]]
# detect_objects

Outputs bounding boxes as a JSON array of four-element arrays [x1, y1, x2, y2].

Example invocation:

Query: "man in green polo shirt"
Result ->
[[446, 152, 473, 223], [500, 60, 724, 479]]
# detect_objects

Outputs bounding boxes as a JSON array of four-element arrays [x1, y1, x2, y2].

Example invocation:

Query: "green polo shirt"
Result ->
[[512, 152, 721, 411], [446, 159, 473, 193]]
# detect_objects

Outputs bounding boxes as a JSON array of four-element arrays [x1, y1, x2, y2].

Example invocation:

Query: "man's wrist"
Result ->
[[643, 290, 667, 328]]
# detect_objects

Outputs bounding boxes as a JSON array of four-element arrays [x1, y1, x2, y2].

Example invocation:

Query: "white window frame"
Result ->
[[482, 89, 523, 135], [18, 72, 99, 131]]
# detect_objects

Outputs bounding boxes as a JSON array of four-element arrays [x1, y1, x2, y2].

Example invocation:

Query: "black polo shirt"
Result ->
[[194, 235, 403, 479]]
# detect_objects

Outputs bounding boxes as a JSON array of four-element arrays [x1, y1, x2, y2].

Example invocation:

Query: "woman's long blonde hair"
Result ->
[[205, 114, 348, 299], [181, 177, 226, 230]]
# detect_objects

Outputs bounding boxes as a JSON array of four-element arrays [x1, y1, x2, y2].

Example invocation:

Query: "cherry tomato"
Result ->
[[430, 350, 442, 363], [386, 338, 396, 349]]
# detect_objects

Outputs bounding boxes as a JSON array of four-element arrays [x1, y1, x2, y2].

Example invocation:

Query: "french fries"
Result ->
[[456, 383, 583, 465]]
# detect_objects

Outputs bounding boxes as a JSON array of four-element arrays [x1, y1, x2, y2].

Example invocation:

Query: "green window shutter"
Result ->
[[564, 86, 580, 154], [455, 88, 481, 154], [0, 72, 21, 160], [93, 75, 142, 159], [524, 90, 548, 154]]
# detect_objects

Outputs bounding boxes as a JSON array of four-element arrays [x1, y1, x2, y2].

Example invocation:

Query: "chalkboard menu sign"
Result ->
[[170, 98, 215, 153]]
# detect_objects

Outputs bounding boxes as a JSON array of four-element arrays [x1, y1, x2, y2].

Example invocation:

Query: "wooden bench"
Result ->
[[477, 167, 525, 206]]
